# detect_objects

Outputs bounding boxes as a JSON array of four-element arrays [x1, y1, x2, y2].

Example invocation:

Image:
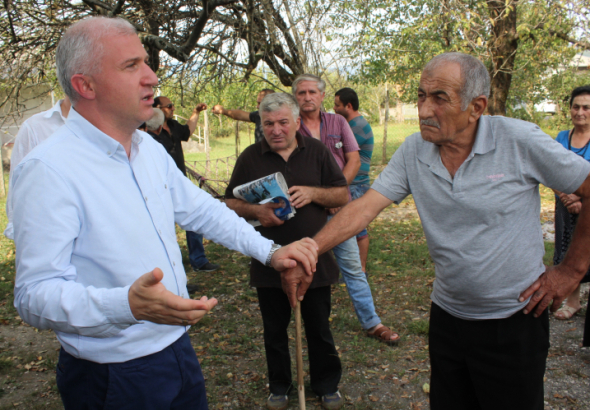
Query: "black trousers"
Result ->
[[257, 286, 341, 397], [429, 302, 549, 410]]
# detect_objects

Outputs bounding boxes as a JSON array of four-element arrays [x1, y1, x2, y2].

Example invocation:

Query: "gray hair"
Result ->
[[259, 93, 300, 120], [56, 17, 137, 104], [146, 108, 165, 131], [423, 52, 490, 111], [292, 74, 326, 95]]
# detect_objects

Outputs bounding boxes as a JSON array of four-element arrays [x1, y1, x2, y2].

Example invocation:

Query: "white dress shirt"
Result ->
[[5, 100, 67, 240], [11, 108, 273, 363]]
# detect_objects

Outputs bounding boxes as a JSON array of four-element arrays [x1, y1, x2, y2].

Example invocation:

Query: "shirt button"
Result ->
[[158, 229, 162, 235], [173, 261, 176, 266], [107, 151, 111, 155], [165, 184, 168, 189], [144, 196, 148, 201]]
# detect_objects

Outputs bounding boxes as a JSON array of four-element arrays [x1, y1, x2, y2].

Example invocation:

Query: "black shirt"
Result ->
[[150, 119, 190, 175], [249, 111, 265, 144], [226, 133, 347, 288]]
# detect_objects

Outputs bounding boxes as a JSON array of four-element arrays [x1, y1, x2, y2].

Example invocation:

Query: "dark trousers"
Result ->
[[56, 333, 207, 410], [429, 302, 549, 410], [187, 231, 208, 269], [257, 286, 342, 397]]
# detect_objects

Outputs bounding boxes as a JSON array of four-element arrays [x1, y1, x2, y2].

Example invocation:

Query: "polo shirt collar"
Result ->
[[260, 131, 306, 155], [416, 115, 495, 166], [65, 107, 141, 158]]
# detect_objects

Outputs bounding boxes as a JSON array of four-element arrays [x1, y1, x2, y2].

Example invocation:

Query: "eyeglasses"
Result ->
[[160, 103, 174, 109]]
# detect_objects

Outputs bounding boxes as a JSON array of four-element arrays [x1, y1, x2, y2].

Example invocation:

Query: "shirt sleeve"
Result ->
[[12, 159, 140, 338], [249, 111, 260, 125], [5, 123, 38, 240], [166, 154, 273, 264], [173, 121, 191, 142], [524, 127, 590, 194], [338, 116, 360, 153], [371, 139, 412, 204]]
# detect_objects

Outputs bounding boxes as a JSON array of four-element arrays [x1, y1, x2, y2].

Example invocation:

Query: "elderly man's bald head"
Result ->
[[56, 17, 137, 104]]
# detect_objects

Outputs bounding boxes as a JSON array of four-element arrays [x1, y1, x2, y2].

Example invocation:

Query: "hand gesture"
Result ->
[[567, 201, 582, 214], [559, 192, 581, 207], [211, 105, 225, 115], [270, 237, 318, 275], [519, 264, 585, 317], [280, 263, 313, 308], [194, 103, 207, 113], [256, 202, 285, 227], [129, 268, 218, 326], [288, 186, 315, 208]]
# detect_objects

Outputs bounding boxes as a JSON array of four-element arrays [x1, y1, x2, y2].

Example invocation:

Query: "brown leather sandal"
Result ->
[[367, 325, 400, 345]]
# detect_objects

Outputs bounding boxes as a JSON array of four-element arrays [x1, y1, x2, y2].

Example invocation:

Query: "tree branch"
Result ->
[[108, 0, 126, 17]]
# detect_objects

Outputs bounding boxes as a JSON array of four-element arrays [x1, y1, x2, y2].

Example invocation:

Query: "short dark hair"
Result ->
[[570, 86, 590, 107], [153, 96, 167, 108], [259, 89, 275, 97], [335, 88, 359, 111]]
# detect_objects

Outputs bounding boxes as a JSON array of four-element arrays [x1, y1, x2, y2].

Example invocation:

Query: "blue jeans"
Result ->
[[186, 231, 209, 269], [328, 215, 380, 330], [349, 184, 370, 239]]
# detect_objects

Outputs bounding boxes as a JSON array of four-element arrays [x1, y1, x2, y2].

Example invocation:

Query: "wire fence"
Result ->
[[185, 155, 237, 198]]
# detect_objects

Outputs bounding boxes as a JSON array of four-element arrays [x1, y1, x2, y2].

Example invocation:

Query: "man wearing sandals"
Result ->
[[292, 74, 400, 345], [283, 53, 590, 409], [11, 17, 318, 410], [226, 93, 347, 410]]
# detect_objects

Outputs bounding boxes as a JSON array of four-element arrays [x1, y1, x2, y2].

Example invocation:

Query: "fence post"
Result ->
[[383, 85, 389, 164], [204, 109, 210, 175], [235, 120, 240, 157]]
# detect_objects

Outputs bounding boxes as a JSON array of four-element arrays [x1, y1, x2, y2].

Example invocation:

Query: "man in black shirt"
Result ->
[[226, 93, 347, 410], [212, 89, 275, 144], [153, 96, 220, 274]]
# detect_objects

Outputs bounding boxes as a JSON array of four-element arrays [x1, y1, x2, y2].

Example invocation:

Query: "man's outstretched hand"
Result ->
[[270, 238, 318, 275], [129, 268, 218, 326], [519, 264, 585, 317], [281, 263, 313, 308]]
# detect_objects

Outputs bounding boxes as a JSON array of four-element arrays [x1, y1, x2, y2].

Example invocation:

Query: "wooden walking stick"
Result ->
[[295, 300, 306, 410]]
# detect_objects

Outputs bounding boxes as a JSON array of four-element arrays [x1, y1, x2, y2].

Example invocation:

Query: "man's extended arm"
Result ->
[[282, 189, 393, 307], [521, 172, 590, 316], [211, 105, 251, 122], [226, 198, 285, 227], [186, 103, 207, 135]]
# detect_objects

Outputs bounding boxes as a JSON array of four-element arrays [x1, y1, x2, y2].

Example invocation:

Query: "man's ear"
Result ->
[[70, 74, 96, 101], [469, 96, 488, 123]]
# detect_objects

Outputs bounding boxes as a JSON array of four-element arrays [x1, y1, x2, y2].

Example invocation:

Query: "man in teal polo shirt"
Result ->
[[334, 87, 374, 274], [282, 52, 590, 409]]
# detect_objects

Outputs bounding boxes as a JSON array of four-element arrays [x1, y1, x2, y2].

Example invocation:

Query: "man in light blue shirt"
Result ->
[[11, 17, 318, 410]]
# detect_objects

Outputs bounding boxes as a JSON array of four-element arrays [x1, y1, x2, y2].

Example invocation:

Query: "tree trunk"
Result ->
[[487, 0, 519, 116], [383, 86, 389, 164]]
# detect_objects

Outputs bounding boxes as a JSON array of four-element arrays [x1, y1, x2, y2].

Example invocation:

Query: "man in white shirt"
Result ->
[[11, 16, 318, 410], [4, 97, 70, 239]]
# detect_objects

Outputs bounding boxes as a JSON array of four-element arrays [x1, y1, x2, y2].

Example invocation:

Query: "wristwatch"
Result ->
[[265, 243, 282, 267]]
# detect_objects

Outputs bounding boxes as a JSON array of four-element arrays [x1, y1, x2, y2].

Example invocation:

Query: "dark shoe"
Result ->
[[186, 284, 200, 294], [266, 393, 288, 410], [194, 262, 220, 272], [321, 391, 344, 410]]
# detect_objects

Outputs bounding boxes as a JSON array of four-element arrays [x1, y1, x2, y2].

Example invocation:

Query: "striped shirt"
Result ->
[[349, 115, 374, 185]]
